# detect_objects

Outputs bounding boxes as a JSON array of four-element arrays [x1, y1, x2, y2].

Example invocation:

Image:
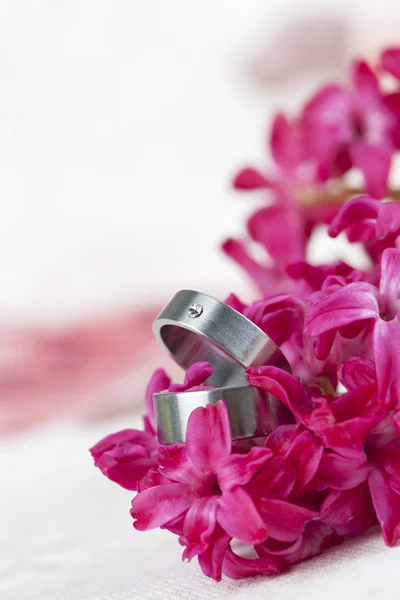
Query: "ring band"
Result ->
[[154, 385, 294, 444], [153, 290, 288, 388]]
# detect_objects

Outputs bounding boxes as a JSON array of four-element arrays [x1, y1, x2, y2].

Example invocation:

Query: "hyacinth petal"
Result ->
[[375, 441, 400, 485], [217, 487, 268, 544], [374, 319, 400, 409], [181, 496, 218, 561], [169, 362, 213, 393], [381, 47, 400, 79], [247, 456, 296, 501], [222, 547, 280, 579], [244, 294, 305, 346], [186, 401, 231, 473], [218, 446, 273, 492], [224, 293, 247, 314], [351, 142, 391, 199], [309, 384, 379, 458], [286, 261, 327, 291], [394, 412, 400, 436], [257, 535, 304, 558], [137, 469, 170, 492], [265, 425, 298, 457], [90, 428, 159, 491], [339, 357, 376, 391], [90, 428, 157, 458], [247, 203, 305, 267], [328, 195, 379, 238], [333, 384, 377, 422], [309, 453, 370, 491], [131, 483, 194, 531], [369, 468, 400, 546], [313, 329, 336, 361], [284, 430, 324, 494], [304, 283, 379, 336], [338, 320, 365, 340], [303, 83, 349, 124], [270, 112, 302, 171], [301, 84, 351, 156], [246, 366, 313, 422], [93, 456, 157, 491], [342, 221, 378, 246], [197, 526, 231, 582], [376, 202, 400, 240], [258, 522, 335, 567], [158, 444, 208, 487], [158, 515, 185, 538], [233, 167, 272, 190], [351, 60, 380, 100], [379, 248, 400, 318], [294, 522, 337, 565], [384, 92, 400, 148], [259, 308, 297, 347], [320, 482, 377, 537], [258, 498, 318, 542], [245, 293, 305, 319]]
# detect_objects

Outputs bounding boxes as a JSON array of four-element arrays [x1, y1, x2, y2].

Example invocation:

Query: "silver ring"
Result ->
[[154, 385, 294, 444], [153, 290, 288, 387]]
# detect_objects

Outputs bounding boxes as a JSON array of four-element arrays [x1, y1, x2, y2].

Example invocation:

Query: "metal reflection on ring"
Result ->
[[154, 385, 294, 444]]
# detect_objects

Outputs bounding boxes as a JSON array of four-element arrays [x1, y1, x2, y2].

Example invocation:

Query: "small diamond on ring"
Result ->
[[187, 303, 203, 318]]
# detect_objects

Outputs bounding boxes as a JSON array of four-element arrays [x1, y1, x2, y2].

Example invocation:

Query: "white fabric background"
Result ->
[[1, 2, 400, 598], [0, 0, 396, 324]]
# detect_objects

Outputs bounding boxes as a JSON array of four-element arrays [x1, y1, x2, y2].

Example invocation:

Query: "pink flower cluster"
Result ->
[[223, 48, 400, 295], [91, 48, 400, 581]]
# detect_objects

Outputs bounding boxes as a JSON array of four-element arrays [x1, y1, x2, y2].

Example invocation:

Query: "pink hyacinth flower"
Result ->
[[302, 61, 399, 198], [91, 363, 213, 490], [90, 368, 171, 490], [321, 410, 400, 547], [90, 428, 160, 491], [226, 111, 344, 297], [328, 195, 400, 265], [320, 482, 377, 539], [256, 522, 337, 570], [250, 357, 400, 547], [246, 365, 315, 424], [381, 47, 400, 80], [233, 112, 324, 193], [233, 114, 303, 191], [305, 248, 400, 408], [130, 401, 271, 581]]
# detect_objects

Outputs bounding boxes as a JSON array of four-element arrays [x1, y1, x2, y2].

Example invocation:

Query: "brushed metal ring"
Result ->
[[154, 385, 294, 444], [153, 290, 288, 387]]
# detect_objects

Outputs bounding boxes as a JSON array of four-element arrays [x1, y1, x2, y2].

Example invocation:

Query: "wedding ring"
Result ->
[[153, 290, 288, 387], [154, 385, 294, 444]]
